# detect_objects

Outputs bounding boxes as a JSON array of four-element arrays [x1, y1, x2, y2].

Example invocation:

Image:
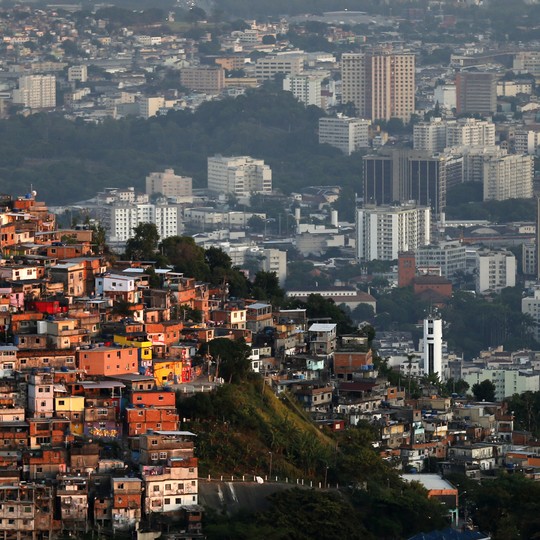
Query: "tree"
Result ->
[[160, 236, 210, 280], [203, 338, 252, 384], [252, 270, 285, 304], [125, 223, 160, 261], [472, 379, 496, 402]]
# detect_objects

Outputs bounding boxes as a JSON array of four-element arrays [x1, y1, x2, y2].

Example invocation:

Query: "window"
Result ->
[[191, 481, 196, 486], [175, 498, 181, 504], [153, 485, 159, 492], [151, 439, 158, 445], [58, 400, 65, 406], [159, 452, 167, 459], [164, 498, 170, 504], [151, 453, 158, 460]]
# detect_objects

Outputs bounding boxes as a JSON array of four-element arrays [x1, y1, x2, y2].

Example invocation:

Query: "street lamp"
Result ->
[[268, 451, 273, 480], [324, 464, 329, 489]]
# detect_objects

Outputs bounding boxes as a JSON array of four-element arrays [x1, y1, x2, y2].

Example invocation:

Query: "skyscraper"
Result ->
[[341, 51, 415, 122]]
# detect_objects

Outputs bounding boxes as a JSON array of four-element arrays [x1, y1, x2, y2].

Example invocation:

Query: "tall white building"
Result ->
[[356, 204, 431, 261], [476, 249, 516, 294], [207, 156, 272, 196], [483, 153, 533, 201], [341, 51, 416, 122], [260, 248, 287, 284], [283, 74, 323, 107], [319, 116, 371, 155], [145, 169, 193, 201], [423, 316, 443, 380], [13, 74, 56, 109]]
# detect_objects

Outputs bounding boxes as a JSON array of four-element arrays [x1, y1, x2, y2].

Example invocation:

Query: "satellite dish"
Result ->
[[31, 190, 37, 197]]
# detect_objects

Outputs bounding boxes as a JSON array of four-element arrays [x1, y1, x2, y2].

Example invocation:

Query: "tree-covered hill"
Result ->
[[0, 88, 363, 204], [178, 378, 448, 538]]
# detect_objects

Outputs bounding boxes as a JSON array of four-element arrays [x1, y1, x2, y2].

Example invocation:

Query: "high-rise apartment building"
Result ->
[[446, 118, 495, 148], [456, 72, 496, 115], [207, 156, 272, 196], [99, 201, 182, 243], [413, 118, 448, 153], [318, 116, 371, 155], [356, 204, 431, 261], [414, 118, 495, 153], [146, 169, 193, 200], [482, 153, 533, 201], [341, 51, 415, 122], [13, 74, 56, 109], [283, 74, 323, 107], [513, 51, 540, 76]]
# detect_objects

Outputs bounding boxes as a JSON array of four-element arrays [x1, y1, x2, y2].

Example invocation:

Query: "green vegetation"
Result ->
[[180, 378, 448, 539], [0, 88, 362, 204], [442, 289, 539, 360], [472, 379, 496, 402], [446, 183, 536, 222], [506, 390, 540, 437], [448, 473, 540, 540]]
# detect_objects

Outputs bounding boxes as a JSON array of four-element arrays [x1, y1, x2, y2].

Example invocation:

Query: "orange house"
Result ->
[[131, 391, 175, 408], [77, 347, 139, 376], [126, 408, 179, 436]]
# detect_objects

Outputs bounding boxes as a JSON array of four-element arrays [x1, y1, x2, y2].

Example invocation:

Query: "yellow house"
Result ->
[[55, 395, 85, 436], [113, 334, 152, 361], [153, 358, 184, 387]]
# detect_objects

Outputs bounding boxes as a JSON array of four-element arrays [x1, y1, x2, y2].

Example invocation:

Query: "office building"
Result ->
[[415, 241, 467, 279], [423, 316, 443, 379], [318, 116, 371, 155], [180, 66, 225, 94], [356, 204, 431, 261], [259, 248, 287, 285], [13, 74, 56, 109], [456, 72, 496, 115], [483, 153, 533, 201], [476, 248, 516, 294], [283, 74, 323, 107], [146, 169, 193, 200], [254, 54, 304, 81], [207, 155, 272, 196], [341, 51, 415, 122], [363, 149, 461, 215]]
